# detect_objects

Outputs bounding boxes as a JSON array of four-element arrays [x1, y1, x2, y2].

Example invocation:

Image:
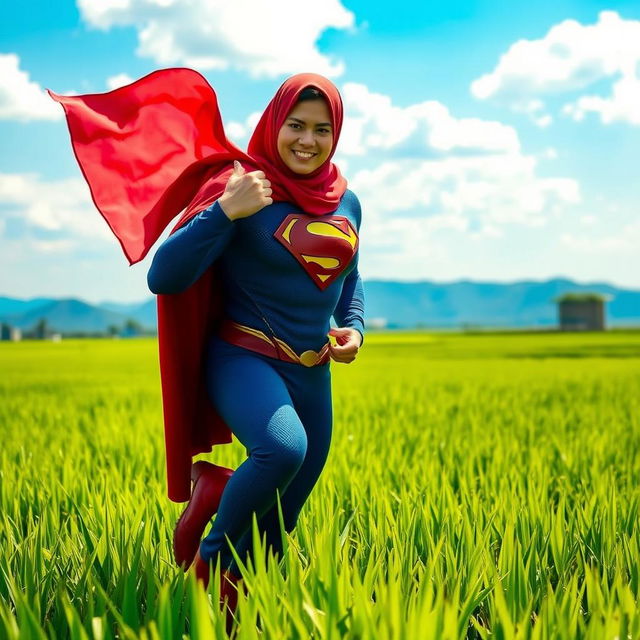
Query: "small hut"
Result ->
[[1, 323, 22, 341], [555, 292, 608, 331]]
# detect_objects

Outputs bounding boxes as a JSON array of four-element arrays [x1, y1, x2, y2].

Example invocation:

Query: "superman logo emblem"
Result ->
[[274, 213, 359, 290]]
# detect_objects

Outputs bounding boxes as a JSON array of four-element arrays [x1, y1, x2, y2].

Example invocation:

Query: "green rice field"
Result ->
[[1, 330, 639, 639]]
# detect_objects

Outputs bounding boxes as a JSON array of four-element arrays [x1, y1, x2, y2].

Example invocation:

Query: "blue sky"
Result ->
[[1, 0, 639, 303]]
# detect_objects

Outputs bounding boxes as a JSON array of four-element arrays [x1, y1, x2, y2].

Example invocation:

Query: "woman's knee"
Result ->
[[252, 407, 308, 476]]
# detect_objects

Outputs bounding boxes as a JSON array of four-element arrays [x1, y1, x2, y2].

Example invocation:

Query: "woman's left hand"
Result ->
[[327, 327, 362, 364]]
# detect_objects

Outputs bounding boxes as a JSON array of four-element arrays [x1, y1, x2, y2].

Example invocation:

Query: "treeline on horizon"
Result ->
[[4, 319, 640, 341]]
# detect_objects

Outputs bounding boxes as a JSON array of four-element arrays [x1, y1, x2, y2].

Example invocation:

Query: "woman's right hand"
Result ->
[[219, 161, 273, 221]]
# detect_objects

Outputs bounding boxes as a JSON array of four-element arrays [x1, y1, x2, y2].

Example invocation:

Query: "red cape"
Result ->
[[50, 68, 347, 502]]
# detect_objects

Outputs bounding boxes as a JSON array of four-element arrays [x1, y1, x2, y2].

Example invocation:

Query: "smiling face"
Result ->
[[276, 98, 334, 174]]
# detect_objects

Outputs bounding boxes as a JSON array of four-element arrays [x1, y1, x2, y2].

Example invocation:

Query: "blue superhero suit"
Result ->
[[147, 189, 364, 575]]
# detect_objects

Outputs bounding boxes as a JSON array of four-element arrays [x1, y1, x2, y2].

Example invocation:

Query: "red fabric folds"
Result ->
[[50, 67, 347, 502]]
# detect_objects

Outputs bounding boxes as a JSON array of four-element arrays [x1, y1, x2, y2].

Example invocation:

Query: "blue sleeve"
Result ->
[[332, 191, 365, 345], [147, 201, 236, 295], [332, 262, 365, 345]]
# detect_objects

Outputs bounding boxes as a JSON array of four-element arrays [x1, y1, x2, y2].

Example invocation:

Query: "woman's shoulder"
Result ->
[[340, 189, 362, 227], [341, 188, 360, 206]]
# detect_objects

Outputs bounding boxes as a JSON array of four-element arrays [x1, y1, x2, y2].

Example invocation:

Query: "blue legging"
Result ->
[[199, 335, 333, 575]]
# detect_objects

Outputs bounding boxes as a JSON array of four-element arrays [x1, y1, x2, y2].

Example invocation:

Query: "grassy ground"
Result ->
[[0, 330, 638, 639]]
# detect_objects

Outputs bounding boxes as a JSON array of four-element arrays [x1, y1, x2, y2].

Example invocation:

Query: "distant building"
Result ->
[[556, 293, 608, 331], [367, 317, 388, 330], [1, 323, 22, 341]]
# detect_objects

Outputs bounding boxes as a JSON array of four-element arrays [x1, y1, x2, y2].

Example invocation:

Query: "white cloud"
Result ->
[[563, 74, 640, 125], [30, 238, 76, 254], [226, 111, 261, 144], [0, 172, 157, 302], [471, 11, 640, 126], [226, 121, 247, 141], [341, 82, 520, 155], [106, 73, 135, 90], [77, 0, 355, 78], [561, 219, 640, 252], [351, 155, 580, 229], [333, 84, 579, 245], [510, 99, 553, 128], [0, 173, 112, 242], [0, 54, 62, 121]]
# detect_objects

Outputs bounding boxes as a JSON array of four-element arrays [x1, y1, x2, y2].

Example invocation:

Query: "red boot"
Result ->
[[220, 569, 242, 635], [191, 550, 242, 633], [173, 461, 233, 568], [192, 547, 211, 588], [220, 569, 242, 614]]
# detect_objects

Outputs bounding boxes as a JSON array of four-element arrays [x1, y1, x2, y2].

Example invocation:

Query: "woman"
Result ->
[[50, 69, 364, 622], [149, 76, 365, 591]]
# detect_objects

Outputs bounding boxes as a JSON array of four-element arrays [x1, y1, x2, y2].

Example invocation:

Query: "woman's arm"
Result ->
[[332, 258, 365, 346], [332, 190, 365, 345], [147, 201, 236, 294]]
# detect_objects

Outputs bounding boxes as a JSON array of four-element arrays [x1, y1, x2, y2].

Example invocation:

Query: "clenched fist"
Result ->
[[327, 327, 362, 364], [219, 161, 273, 221]]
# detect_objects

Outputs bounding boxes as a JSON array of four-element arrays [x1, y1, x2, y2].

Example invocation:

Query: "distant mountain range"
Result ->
[[1, 278, 638, 334], [363, 279, 640, 328], [0, 297, 156, 334]]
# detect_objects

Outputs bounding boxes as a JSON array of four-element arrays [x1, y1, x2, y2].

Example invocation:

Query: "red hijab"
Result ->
[[50, 68, 348, 502]]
